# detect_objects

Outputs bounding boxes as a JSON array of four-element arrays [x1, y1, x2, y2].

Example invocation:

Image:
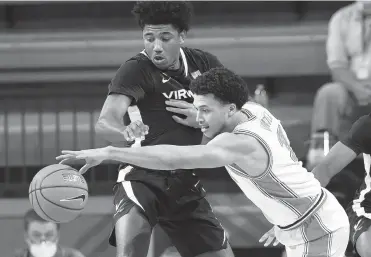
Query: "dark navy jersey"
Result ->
[[341, 114, 371, 155], [108, 47, 223, 147], [341, 114, 371, 216]]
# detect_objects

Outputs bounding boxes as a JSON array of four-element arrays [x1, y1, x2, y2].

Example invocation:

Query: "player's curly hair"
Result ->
[[24, 209, 60, 231], [190, 68, 250, 109], [132, 1, 193, 32]]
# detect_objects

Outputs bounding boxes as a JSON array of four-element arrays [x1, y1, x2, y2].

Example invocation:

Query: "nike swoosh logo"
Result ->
[[60, 194, 86, 205], [161, 74, 170, 83], [162, 77, 170, 83]]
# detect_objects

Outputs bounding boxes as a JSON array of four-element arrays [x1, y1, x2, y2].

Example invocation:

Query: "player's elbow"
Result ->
[[95, 119, 109, 136], [95, 118, 119, 142]]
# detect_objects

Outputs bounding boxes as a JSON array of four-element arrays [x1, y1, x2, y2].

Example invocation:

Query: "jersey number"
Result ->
[[277, 124, 298, 162]]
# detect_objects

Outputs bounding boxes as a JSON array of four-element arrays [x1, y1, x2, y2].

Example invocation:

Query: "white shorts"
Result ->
[[274, 188, 349, 257]]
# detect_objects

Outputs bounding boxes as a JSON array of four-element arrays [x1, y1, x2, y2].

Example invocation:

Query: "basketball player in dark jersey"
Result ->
[[94, 2, 233, 257], [311, 114, 371, 257]]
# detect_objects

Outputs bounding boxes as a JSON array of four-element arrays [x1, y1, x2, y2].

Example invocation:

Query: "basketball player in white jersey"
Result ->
[[311, 114, 371, 257], [58, 67, 349, 257]]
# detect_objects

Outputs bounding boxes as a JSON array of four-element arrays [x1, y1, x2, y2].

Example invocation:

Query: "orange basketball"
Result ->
[[29, 164, 88, 223]]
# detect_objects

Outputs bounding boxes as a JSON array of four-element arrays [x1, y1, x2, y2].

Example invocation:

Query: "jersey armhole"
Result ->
[[232, 129, 273, 179]]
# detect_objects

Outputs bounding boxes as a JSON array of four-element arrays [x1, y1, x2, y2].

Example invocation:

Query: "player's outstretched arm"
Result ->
[[312, 142, 357, 187], [107, 132, 256, 170], [57, 133, 257, 173]]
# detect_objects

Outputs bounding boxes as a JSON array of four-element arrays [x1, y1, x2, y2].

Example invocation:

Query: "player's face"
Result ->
[[26, 221, 59, 244], [194, 94, 232, 138], [143, 24, 185, 70]]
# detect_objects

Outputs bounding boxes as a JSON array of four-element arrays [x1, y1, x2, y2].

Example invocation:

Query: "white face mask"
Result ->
[[29, 241, 57, 257]]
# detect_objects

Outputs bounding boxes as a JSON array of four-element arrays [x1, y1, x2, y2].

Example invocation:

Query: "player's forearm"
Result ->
[[95, 121, 129, 145], [107, 145, 226, 170], [311, 165, 333, 187]]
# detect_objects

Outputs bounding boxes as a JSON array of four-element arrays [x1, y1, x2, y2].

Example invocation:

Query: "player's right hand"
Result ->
[[56, 147, 110, 174], [123, 120, 149, 142], [259, 226, 280, 247]]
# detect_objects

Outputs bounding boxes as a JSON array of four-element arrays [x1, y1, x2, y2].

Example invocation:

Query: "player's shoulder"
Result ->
[[341, 114, 371, 154], [242, 101, 274, 120], [330, 3, 358, 25], [113, 51, 156, 81], [182, 47, 216, 59], [182, 47, 220, 70], [183, 47, 214, 58], [122, 51, 153, 71]]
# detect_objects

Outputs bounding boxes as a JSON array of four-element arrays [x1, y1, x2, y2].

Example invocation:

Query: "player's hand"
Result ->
[[56, 147, 110, 174], [165, 99, 199, 128], [259, 226, 280, 247], [124, 120, 149, 142]]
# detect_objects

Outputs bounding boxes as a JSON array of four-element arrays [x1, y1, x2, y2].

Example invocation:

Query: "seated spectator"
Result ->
[[13, 209, 84, 257], [307, 1, 371, 170]]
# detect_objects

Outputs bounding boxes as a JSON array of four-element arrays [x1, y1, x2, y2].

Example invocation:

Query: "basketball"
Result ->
[[29, 164, 89, 223]]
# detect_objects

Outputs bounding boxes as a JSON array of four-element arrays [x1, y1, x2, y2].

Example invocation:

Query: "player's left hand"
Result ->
[[165, 99, 199, 128], [259, 226, 280, 247], [56, 147, 110, 174]]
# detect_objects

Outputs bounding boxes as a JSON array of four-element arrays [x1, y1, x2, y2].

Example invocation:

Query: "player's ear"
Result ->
[[228, 104, 237, 116], [179, 31, 186, 44]]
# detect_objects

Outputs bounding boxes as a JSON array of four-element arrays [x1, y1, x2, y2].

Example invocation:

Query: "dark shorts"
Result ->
[[108, 167, 227, 257], [346, 204, 371, 257]]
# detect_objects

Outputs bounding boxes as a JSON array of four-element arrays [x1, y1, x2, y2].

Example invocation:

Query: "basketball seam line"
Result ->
[[39, 188, 86, 211], [29, 185, 88, 194], [34, 185, 59, 223], [42, 167, 80, 187], [31, 166, 77, 194]]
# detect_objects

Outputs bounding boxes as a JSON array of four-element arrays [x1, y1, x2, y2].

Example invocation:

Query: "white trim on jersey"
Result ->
[[140, 48, 189, 77], [353, 153, 371, 219], [179, 48, 188, 77]]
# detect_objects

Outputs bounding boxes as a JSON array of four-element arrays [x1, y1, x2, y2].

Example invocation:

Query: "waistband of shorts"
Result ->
[[277, 188, 327, 231]]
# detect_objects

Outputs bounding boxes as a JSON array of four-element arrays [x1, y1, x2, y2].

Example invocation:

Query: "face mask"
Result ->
[[29, 241, 57, 257]]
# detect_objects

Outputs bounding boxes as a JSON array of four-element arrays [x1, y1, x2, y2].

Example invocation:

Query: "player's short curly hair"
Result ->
[[132, 1, 193, 32], [24, 209, 60, 231], [190, 68, 250, 110]]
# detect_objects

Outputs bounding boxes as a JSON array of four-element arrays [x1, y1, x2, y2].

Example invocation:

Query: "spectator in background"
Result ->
[[307, 1, 371, 170], [13, 209, 84, 257]]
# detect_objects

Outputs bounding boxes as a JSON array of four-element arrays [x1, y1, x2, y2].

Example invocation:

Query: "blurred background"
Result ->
[[0, 1, 365, 257]]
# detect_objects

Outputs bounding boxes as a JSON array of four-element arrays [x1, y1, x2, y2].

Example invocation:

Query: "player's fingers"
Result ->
[[61, 150, 81, 155], [56, 154, 77, 161], [264, 236, 275, 247], [124, 128, 135, 141], [171, 115, 187, 125], [132, 126, 145, 138], [79, 163, 92, 175], [132, 121, 148, 136], [165, 100, 191, 108], [258, 233, 269, 243], [123, 130, 131, 141], [144, 125, 149, 135], [166, 107, 188, 115], [58, 158, 72, 165], [273, 239, 280, 246]]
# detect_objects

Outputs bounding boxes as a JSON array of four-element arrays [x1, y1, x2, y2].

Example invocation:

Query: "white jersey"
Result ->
[[225, 102, 324, 229]]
